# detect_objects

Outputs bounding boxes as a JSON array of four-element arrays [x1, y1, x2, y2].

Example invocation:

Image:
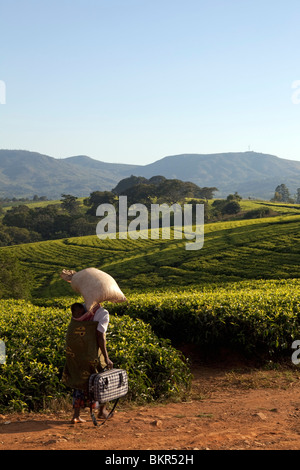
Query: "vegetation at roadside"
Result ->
[[109, 278, 300, 358], [0, 300, 191, 412]]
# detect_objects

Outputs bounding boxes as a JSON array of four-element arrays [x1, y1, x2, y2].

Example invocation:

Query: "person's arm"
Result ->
[[96, 330, 113, 369]]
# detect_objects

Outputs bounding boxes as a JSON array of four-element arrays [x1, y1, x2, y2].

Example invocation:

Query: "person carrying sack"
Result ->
[[62, 302, 113, 424]]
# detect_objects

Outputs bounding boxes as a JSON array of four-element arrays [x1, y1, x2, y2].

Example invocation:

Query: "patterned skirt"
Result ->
[[72, 389, 98, 409]]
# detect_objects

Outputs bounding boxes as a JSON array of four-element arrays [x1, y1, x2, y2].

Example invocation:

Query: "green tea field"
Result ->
[[2, 210, 300, 297]]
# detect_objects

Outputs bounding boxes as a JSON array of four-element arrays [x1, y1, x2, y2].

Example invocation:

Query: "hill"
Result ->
[[0, 150, 139, 199], [140, 152, 300, 199], [1, 149, 300, 199]]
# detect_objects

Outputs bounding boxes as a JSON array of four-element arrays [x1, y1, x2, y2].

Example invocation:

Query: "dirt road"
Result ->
[[1, 350, 300, 451]]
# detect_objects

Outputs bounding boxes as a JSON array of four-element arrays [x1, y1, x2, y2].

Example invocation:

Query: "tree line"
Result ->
[[0, 195, 96, 246], [0, 176, 220, 246], [5, 175, 296, 248], [4, 174, 288, 248]]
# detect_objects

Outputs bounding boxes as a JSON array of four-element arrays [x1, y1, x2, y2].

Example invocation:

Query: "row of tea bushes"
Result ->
[[108, 279, 300, 358], [0, 299, 191, 412]]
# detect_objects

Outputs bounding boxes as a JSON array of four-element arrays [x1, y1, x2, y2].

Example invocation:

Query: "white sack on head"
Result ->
[[60, 267, 127, 310]]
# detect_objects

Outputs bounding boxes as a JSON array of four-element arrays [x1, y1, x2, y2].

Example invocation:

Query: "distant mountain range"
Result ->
[[1, 149, 300, 200]]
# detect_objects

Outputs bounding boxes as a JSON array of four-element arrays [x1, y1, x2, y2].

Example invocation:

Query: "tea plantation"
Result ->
[[1, 206, 300, 411]]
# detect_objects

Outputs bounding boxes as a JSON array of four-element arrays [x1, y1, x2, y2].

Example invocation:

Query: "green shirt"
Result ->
[[62, 318, 106, 391]]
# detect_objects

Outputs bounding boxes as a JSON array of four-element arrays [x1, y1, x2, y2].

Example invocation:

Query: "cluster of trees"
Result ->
[[0, 194, 96, 246], [84, 176, 219, 225], [111, 175, 218, 203], [271, 184, 300, 204], [210, 192, 242, 218], [85, 175, 217, 207]]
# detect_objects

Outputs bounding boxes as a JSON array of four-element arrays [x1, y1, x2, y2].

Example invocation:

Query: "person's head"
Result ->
[[71, 302, 85, 319]]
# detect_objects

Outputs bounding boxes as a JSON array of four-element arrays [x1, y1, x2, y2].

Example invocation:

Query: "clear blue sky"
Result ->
[[1, 0, 300, 164]]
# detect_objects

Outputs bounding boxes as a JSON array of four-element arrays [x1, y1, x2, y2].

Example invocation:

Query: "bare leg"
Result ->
[[71, 407, 86, 424], [97, 403, 114, 419]]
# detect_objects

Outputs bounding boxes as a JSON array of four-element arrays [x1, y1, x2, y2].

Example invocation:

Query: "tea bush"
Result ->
[[37, 278, 300, 359], [0, 300, 191, 412], [109, 279, 300, 358], [2, 278, 299, 412]]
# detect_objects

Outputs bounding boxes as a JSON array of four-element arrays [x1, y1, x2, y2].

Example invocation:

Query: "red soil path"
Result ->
[[1, 348, 300, 451]]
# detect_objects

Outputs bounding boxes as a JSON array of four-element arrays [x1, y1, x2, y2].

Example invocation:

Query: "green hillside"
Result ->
[[2, 211, 300, 299]]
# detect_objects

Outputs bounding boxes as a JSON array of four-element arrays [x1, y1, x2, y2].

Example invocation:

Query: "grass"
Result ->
[[196, 413, 213, 418], [224, 368, 300, 390]]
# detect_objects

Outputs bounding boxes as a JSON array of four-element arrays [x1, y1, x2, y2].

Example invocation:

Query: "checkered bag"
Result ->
[[89, 368, 128, 404], [89, 368, 128, 426]]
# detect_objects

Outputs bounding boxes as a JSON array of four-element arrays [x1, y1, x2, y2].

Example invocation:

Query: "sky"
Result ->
[[1, 0, 300, 165]]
